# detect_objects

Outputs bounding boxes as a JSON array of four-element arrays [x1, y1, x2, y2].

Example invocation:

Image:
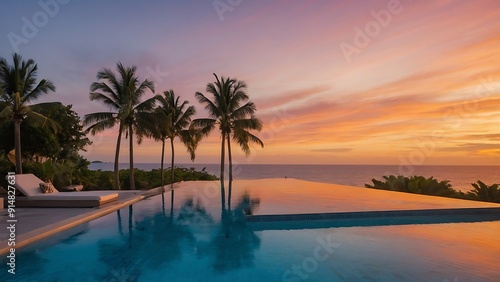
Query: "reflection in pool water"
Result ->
[[95, 190, 262, 281], [2, 180, 500, 281]]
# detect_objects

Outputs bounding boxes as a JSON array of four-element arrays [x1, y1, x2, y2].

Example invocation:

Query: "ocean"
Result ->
[[88, 163, 500, 192]]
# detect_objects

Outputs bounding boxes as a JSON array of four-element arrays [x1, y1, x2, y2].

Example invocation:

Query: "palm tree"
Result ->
[[83, 63, 155, 190], [468, 180, 500, 203], [193, 73, 263, 207], [153, 90, 197, 189], [0, 53, 58, 174]]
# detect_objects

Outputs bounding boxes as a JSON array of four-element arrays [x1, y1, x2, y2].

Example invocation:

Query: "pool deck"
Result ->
[[0, 184, 178, 256], [1, 178, 500, 256]]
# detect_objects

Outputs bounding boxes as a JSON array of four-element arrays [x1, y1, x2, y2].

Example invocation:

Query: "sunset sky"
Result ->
[[1, 0, 499, 165]]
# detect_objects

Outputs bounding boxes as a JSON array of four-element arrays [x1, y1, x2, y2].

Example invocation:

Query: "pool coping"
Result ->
[[245, 207, 500, 222], [0, 195, 144, 256]]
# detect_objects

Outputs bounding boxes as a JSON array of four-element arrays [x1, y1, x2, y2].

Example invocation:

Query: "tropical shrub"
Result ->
[[84, 167, 218, 191], [467, 181, 500, 203], [366, 175, 460, 198]]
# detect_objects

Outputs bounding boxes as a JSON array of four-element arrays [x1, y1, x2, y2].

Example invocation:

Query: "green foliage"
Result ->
[[23, 156, 91, 188], [367, 175, 408, 191], [0, 154, 14, 189], [84, 167, 218, 191], [0, 154, 13, 172], [38, 103, 91, 160], [14, 158, 216, 191], [0, 103, 90, 161], [467, 181, 500, 203], [25, 160, 59, 182], [366, 175, 500, 203], [366, 175, 461, 198]]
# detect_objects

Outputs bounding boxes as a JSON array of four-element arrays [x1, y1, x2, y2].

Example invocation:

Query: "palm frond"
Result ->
[[25, 110, 61, 133], [195, 92, 220, 118], [233, 117, 263, 131], [23, 79, 56, 103], [29, 102, 63, 115], [134, 95, 157, 112], [175, 105, 195, 130], [191, 118, 216, 136], [89, 92, 121, 110], [142, 108, 168, 141], [85, 118, 118, 135], [134, 79, 155, 103], [134, 111, 159, 140], [179, 129, 198, 160], [228, 80, 249, 111], [0, 53, 55, 107], [83, 112, 116, 127], [0, 102, 13, 119], [233, 128, 264, 156], [230, 101, 257, 120], [90, 81, 121, 104], [95, 68, 122, 101]]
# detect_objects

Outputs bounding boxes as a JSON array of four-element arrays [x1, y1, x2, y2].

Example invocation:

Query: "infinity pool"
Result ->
[[2, 179, 500, 281]]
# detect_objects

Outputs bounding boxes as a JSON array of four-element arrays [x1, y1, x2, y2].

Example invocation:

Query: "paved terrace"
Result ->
[[1, 179, 500, 256]]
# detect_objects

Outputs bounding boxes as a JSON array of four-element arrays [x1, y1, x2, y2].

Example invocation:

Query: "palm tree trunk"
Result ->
[[129, 124, 135, 190], [160, 139, 165, 191], [170, 138, 175, 207], [14, 118, 22, 174], [114, 126, 123, 190], [220, 133, 226, 211], [227, 134, 233, 211]]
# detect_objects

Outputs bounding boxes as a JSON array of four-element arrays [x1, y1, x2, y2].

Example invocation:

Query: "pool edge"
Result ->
[[246, 207, 500, 222], [0, 195, 146, 257]]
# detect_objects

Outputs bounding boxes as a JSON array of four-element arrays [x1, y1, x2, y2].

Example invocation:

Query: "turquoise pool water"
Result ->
[[2, 184, 500, 281]]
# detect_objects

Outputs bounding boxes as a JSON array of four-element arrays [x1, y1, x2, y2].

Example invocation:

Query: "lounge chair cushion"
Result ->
[[40, 181, 58, 193], [13, 174, 57, 196], [11, 173, 118, 201], [6, 174, 120, 208], [25, 191, 118, 202]]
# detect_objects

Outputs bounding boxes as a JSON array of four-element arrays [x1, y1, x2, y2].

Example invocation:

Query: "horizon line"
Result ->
[[88, 162, 500, 167]]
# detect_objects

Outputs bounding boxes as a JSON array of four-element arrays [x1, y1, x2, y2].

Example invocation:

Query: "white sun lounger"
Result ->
[[8, 174, 119, 207]]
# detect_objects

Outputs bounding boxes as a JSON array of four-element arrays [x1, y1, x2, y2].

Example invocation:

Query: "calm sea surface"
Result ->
[[88, 163, 500, 192]]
